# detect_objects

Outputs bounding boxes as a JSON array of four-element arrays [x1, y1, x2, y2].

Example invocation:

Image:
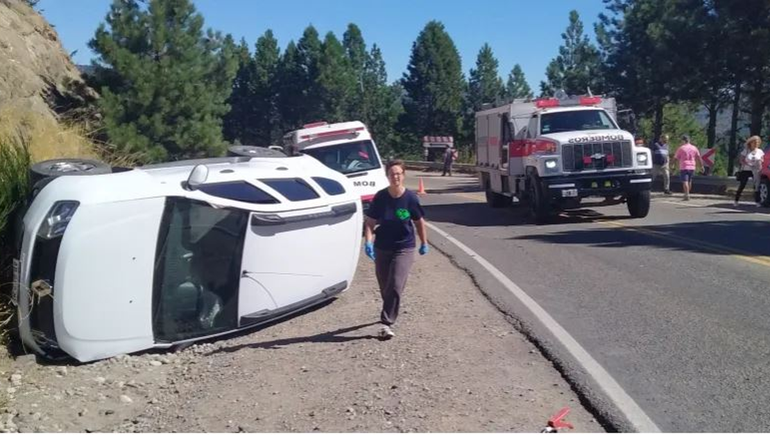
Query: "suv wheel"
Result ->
[[29, 158, 111, 186]]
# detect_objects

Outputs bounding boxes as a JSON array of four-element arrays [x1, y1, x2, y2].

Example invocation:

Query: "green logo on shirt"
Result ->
[[396, 208, 410, 220]]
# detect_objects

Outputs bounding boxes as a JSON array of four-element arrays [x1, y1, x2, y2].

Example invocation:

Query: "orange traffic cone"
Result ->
[[417, 177, 427, 195]]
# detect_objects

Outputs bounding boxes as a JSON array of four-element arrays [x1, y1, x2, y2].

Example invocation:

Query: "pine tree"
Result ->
[[252, 29, 281, 144], [222, 39, 257, 144], [89, 0, 238, 162], [505, 64, 533, 100], [297, 25, 323, 123], [401, 21, 465, 153], [468, 43, 504, 111], [343, 24, 367, 120], [317, 32, 356, 122], [362, 44, 403, 154], [540, 10, 602, 97], [276, 41, 305, 131]]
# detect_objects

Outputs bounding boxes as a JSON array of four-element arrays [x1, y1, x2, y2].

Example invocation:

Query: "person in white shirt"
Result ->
[[734, 135, 765, 206]]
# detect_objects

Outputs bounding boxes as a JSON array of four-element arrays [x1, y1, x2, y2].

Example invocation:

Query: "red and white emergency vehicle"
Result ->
[[759, 150, 770, 207], [283, 121, 388, 212], [476, 95, 653, 222]]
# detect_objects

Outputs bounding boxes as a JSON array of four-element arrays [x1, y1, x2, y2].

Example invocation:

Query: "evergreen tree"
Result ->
[[89, 0, 238, 162], [467, 43, 504, 111], [297, 25, 323, 123], [400, 21, 465, 153], [252, 29, 281, 144], [276, 41, 305, 131], [222, 39, 257, 144], [505, 64, 533, 100], [317, 32, 356, 122], [362, 44, 403, 154], [540, 10, 602, 97], [343, 23, 367, 119]]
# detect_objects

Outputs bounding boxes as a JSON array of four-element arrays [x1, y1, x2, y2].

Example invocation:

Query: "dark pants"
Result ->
[[735, 170, 760, 202], [374, 248, 416, 326], [442, 161, 452, 176]]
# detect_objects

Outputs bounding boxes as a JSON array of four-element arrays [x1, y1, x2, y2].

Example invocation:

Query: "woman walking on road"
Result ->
[[673, 134, 702, 201], [734, 135, 765, 207], [363, 160, 429, 339]]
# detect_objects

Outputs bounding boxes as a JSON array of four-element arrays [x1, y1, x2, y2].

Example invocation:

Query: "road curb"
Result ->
[[426, 222, 661, 433]]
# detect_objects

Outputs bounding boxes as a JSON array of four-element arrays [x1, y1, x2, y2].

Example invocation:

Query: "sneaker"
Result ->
[[664, 190, 672, 195], [682, 196, 690, 201], [379, 325, 395, 339], [734, 200, 739, 207], [756, 203, 762, 207]]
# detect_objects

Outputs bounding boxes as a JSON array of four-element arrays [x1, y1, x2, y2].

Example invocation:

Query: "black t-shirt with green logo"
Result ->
[[366, 188, 425, 251]]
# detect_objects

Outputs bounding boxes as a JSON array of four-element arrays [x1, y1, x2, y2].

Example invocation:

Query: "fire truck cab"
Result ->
[[475, 95, 652, 222], [283, 121, 388, 212]]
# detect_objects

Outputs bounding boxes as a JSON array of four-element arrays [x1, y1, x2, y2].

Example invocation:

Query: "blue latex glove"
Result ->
[[364, 241, 375, 261], [419, 243, 429, 255]]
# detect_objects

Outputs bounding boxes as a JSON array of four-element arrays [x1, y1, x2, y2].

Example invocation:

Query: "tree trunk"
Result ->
[[706, 97, 718, 149], [653, 102, 664, 142], [727, 81, 741, 176], [749, 91, 765, 135]]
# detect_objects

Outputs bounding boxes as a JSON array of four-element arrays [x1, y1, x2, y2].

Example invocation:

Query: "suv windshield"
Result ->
[[302, 140, 380, 175], [153, 198, 247, 342], [540, 110, 617, 134]]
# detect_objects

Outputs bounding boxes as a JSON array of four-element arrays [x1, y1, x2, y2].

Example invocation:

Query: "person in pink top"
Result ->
[[673, 134, 702, 201]]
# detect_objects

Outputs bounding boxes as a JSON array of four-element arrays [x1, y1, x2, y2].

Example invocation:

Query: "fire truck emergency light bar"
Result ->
[[300, 126, 365, 141], [535, 96, 603, 109]]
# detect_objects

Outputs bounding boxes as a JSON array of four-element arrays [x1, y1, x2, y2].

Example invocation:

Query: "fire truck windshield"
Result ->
[[540, 110, 617, 134], [301, 140, 381, 175]]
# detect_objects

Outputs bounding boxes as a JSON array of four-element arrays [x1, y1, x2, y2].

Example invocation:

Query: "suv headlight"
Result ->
[[636, 153, 649, 165], [37, 201, 79, 239]]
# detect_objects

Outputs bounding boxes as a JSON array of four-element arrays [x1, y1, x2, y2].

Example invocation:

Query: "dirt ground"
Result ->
[[0, 250, 604, 433]]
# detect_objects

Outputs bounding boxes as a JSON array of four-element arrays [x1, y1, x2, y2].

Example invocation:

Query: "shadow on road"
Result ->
[[424, 202, 635, 227], [512, 219, 770, 257], [207, 321, 380, 355]]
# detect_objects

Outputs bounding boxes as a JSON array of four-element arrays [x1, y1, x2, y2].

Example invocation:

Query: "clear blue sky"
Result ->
[[38, 0, 607, 92]]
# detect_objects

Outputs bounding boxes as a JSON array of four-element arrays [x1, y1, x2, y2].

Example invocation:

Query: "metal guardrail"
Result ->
[[403, 160, 751, 196]]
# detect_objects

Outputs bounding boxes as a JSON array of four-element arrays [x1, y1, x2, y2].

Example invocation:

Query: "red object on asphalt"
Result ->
[[546, 407, 574, 431]]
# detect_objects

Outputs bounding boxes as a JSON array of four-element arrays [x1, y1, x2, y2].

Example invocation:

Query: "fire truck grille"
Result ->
[[562, 141, 633, 172]]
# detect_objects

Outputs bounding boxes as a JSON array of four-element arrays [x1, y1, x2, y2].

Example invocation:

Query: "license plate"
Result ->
[[11, 259, 20, 306], [561, 189, 578, 198]]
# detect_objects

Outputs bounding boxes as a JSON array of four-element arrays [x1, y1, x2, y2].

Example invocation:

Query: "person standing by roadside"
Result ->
[[442, 144, 457, 176], [651, 134, 672, 195], [734, 135, 765, 207], [363, 160, 429, 339], [673, 134, 702, 201]]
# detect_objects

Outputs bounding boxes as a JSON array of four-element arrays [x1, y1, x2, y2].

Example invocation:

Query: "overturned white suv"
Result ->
[[12, 148, 362, 362]]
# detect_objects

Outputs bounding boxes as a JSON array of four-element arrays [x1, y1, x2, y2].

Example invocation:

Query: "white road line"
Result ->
[[426, 222, 661, 433]]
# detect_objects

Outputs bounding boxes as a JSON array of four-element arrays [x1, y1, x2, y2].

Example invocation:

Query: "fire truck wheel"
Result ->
[[527, 174, 552, 223], [627, 190, 651, 218]]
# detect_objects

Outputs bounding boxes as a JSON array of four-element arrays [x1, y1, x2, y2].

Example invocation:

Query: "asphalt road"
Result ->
[[406, 172, 770, 432]]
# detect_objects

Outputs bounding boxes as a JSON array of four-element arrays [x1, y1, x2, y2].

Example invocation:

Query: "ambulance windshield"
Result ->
[[540, 110, 617, 134], [302, 140, 381, 175]]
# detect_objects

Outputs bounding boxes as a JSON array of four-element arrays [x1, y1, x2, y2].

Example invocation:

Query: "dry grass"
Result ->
[[0, 108, 140, 346]]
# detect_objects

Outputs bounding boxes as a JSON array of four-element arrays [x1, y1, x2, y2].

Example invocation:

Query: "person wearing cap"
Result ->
[[673, 134, 702, 201]]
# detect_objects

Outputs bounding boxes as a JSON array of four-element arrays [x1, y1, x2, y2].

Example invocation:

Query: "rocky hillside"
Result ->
[[0, 0, 96, 121]]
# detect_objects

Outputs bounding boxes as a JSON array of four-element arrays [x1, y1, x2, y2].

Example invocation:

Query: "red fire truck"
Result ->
[[475, 95, 653, 222]]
